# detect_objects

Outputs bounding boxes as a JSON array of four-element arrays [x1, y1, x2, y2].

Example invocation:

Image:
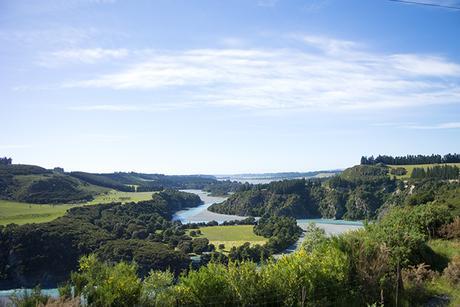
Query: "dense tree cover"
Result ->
[[411, 165, 459, 180], [210, 165, 397, 220], [0, 157, 12, 165], [254, 215, 302, 252], [361, 153, 460, 165], [203, 180, 244, 196], [48, 203, 457, 307], [209, 179, 323, 218], [0, 190, 202, 289]]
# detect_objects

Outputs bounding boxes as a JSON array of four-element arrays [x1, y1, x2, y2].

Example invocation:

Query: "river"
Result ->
[[172, 190, 250, 223]]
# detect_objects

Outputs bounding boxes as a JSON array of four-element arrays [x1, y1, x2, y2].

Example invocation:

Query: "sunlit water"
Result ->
[[172, 189, 249, 223]]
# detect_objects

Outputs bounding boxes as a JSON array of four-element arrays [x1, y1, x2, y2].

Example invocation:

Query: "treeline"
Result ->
[[361, 153, 460, 165], [27, 203, 459, 306], [0, 157, 12, 165], [411, 165, 459, 180]]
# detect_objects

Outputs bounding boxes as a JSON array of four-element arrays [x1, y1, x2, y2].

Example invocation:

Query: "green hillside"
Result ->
[[0, 164, 108, 204]]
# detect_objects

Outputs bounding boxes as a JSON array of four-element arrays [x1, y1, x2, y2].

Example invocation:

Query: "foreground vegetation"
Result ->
[[16, 206, 460, 306]]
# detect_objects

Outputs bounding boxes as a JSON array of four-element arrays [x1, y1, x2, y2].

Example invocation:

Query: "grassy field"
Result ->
[[188, 225, 268, 252], [0, 190, 155, 226], [388, 163, 460, 179], [85, 190, 154, 205], [0, 201, 76, 225]]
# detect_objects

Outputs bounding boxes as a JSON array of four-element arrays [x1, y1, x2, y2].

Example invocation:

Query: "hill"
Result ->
[[209, 164, 460, 220], [0, 164, 107, 204], [0, 163, 231, 205]]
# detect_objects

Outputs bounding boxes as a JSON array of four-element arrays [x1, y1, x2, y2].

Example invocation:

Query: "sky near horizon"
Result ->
[[1, 0, 460, 174]]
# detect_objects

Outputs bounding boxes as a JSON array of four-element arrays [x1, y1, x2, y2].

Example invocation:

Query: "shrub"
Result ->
[[438, 216, 460, 239], [390, 167, 407, 176], [443, 256, 460, 285], [140, 270, 175, 306]]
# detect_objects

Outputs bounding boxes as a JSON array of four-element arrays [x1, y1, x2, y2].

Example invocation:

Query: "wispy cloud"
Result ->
[[69, 104, 141, 112], [373, 121, 460, 129], [38, 48, 129, 66], [405, 122, 460, 129], [37, 35, 460, 111], [68, 104, 182, 112], [257, 0, 278, 7]]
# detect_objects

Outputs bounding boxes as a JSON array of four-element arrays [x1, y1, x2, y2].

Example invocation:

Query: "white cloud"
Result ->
[[52, 35, 460, 111], [39, 48, 129, 66], [406, 122, 460, 129], [68, 104, 181, 112], [294, 34, 358, 54]]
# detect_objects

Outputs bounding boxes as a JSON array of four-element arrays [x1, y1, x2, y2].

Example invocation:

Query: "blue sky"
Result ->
[[1, 0, 459, 174]]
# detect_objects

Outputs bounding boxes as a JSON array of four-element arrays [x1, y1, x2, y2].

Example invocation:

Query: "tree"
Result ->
[[0, 157, 12, 165]]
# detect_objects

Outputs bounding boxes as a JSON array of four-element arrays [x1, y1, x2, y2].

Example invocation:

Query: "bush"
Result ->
[[438, 216, 460, 239], [443, 256, 460, 285], [390, 167, 407, 176], [71, 254, 142, 307]]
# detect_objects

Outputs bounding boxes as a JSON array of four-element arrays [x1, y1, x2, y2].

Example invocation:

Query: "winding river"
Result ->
[[176, 189, 363, 232]]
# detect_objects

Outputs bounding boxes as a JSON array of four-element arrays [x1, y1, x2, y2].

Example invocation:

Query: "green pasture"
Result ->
[[0, 190, 155, 225], [388, 163, 460, 179], [188, 225, 268, 252]]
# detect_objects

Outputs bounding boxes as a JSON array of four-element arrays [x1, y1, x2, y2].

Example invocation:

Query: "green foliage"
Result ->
[[300, 223, 327, 253], [411, 165, 459, 180], [140, 270, 175, 306], [72, 254, 142, 307], [254, 215, 302, 252]]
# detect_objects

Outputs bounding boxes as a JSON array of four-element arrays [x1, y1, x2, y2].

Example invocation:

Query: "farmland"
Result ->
[[188, 225, 268, 252], [388, 163, 460, 179], [0, 190, 155, 225]]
